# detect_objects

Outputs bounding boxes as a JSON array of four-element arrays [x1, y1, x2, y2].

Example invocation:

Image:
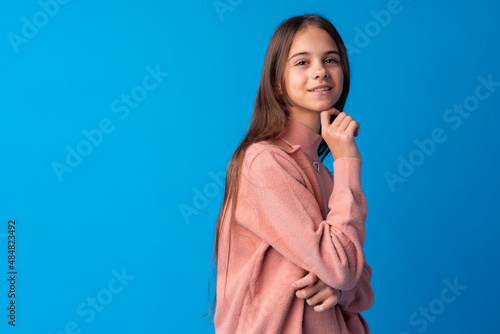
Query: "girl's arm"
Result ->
[[336, 262, 374, 313], [292, 271, 342, 312], [239, 147, 367, 290], [292, 262, 374, 313]]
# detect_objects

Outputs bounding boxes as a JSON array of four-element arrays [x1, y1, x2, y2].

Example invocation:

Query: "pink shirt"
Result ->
[[214, 116, 374, 333]]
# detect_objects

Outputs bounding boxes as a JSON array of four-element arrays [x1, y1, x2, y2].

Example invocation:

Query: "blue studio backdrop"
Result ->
[[1, 0, 499, 333]]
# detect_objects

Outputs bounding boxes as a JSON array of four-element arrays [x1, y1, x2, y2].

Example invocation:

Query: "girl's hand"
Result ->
[[292, 272, 342, 312], [320, 108, 361, 160]]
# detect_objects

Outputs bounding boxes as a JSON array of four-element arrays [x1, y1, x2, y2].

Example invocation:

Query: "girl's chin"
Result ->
[[310, 99, 339, 112], [310, 103, 336, 112]]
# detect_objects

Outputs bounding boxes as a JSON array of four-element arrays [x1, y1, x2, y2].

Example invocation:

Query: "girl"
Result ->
[[209, 14, 374, 333]]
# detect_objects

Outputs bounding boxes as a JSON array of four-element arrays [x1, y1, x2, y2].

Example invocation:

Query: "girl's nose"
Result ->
[[313, 66, 328, 79]]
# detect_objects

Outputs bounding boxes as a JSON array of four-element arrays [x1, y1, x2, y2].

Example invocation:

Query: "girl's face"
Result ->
[[282, 26, 344, 124]]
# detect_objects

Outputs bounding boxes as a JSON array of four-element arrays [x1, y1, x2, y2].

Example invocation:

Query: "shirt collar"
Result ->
[[278, 116, 323, 161]]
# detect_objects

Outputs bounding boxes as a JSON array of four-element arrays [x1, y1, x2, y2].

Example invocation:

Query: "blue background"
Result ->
[[1, 0, 499, 333]]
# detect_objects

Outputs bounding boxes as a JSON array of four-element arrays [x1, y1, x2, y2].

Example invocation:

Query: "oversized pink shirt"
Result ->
[[214, 116, 374, 333]]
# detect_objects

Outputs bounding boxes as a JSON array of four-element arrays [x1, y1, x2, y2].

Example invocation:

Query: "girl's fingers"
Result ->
[[304, 285, 331, 306], [320, 111, 332, 133], [313, 295, 339, 312], [324, 107, 341, 118], [292, 272, 318, 289], [346, 120, 360, 137], [320, 110, 361, 160], [331, 112, 347, 127], [295, 279, 323, 299], [354, 123, 360, 137], [337, 114, 353, 132], [292, 273, 342, 312], [320, 109, 341, 131]]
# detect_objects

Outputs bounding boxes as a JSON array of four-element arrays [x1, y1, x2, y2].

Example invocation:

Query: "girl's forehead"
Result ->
[[289, 27, 338, 53]]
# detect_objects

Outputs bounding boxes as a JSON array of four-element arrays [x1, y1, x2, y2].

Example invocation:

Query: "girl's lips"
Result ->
[[309, 87, 332, 95]]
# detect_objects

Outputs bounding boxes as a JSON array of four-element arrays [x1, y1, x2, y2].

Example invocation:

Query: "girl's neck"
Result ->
[[287, 109, 321, 134]]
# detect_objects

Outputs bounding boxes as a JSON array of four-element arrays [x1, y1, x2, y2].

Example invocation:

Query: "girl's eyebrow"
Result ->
[[289, 50, 340, 61]]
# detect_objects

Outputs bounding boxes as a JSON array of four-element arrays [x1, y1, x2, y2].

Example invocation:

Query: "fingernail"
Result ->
[[291, 283, 296, 288]]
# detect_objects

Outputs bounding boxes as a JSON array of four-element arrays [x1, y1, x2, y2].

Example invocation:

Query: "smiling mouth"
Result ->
[[310, 87, 331, 92]]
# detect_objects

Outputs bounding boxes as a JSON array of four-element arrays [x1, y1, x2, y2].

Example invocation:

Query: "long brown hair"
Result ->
[[206, 13, 351, 320]]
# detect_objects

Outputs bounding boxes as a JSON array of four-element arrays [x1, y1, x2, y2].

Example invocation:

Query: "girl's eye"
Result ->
[[325, 58, 339, 64], [296, 60, 308, 66]]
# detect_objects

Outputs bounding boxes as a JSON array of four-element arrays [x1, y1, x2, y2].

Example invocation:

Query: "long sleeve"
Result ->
[[215, 119, 373, 333], [337, 262, 375, 313], [238, 145, 367, 290]]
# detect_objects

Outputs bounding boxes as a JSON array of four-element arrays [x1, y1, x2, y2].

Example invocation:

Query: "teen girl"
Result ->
[[210, 14, 374, 333]]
